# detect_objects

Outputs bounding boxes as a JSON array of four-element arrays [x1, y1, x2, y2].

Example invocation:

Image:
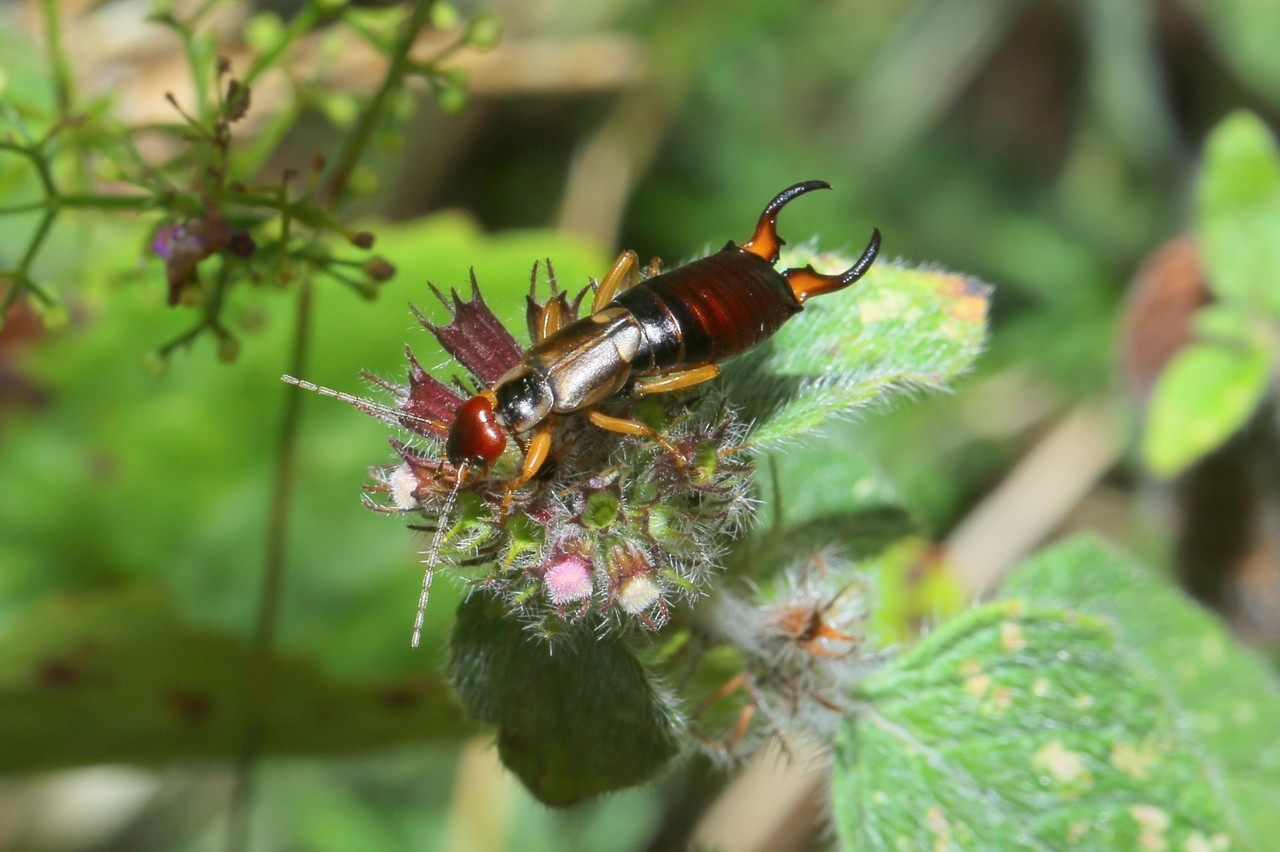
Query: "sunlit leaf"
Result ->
[[1142, 337, 1271, 477], [1196, 110, 1280, 314]]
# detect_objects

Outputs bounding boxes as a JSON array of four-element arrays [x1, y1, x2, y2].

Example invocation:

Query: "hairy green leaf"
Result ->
[[448, 593, 681, 807], [833, 601, 1231, 850], [726, 259, 989, 448], [1003, 535, 1280, 850]]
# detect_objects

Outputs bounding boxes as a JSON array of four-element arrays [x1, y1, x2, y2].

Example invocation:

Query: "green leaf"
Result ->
[[1003, 536, 1280, 850], [1196, 111, 1280, 313], [726, 258, 989, 448], [833, 601, 1232, 850], [1142, 337, 1271, 477], [1182, 3, 1280, 106], [0, 587, 468, 772], [448, 593, 681, 807], [0, 212, 607, 656]]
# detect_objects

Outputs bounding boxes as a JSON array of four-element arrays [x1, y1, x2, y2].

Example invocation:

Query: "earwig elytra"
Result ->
[[445, 180, 881, 490]]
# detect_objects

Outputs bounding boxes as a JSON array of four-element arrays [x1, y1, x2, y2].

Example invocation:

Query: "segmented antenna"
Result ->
[[411, 464, 467, 648], [281, 374, 444, 433], [282, 374, 460, 647]]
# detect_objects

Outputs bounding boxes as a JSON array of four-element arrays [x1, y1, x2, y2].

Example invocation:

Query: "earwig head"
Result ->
[[446, 391, 507, 467], [493, 366, 554, 434], [741, 180, 832, 264]]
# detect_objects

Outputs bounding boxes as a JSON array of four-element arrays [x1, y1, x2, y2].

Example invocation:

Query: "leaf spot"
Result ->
[[924, 805, 950, 851], [1111, 741, 1161, 780], [965, 672, 991, 699], [999, 620, 1026, 652], [1032, 739, 1091, 790], [1129, 804, 1171, 851]]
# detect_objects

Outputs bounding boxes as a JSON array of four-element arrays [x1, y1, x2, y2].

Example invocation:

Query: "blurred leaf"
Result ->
[[1183, 3, 1280, 106], [756, 433, 902, 533], [727, 260, 989, 449], [864, 537, 965, 646], [1142, 337, 1271, 477], [448, 593, 681, 807], [1196, 111, 1280, 313], [833, 601, 1231, 850], [0, 586, 467, 772], [1003, 536, 1280, 850]]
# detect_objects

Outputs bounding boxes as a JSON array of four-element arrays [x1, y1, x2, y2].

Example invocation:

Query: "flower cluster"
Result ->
[[692, 550, 878, 754], [360, 268, 756, 640]]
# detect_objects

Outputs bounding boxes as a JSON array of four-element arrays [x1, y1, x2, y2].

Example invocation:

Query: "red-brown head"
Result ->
[[445, 391, 507, 468]]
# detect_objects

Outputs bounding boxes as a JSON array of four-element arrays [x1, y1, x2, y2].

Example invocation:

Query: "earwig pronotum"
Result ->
[[285, 180, 880, 646]]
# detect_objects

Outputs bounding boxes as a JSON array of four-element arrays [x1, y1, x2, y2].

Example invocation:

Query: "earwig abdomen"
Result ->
[[614, 248, 801, 374]]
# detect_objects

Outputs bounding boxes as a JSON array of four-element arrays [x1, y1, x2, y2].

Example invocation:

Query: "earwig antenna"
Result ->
[[411, 462, 468, 648], [281, 374, 444, 433]]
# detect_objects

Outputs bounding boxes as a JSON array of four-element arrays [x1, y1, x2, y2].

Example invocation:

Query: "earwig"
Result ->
[[286, 180, 880, 646], [444, 179, 880, 485]]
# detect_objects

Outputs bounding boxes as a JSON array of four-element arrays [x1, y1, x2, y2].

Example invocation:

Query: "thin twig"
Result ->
[[226, 276, 315, 852], [320, 0, 436, 207]]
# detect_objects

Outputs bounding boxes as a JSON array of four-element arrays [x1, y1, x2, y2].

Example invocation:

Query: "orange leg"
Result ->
[[592, 250, 640, 313], [630, 364, 721, 396], [532, 292, 571, 343], [500, 425, 553, 514], [691, 673, 759, 755], [586, 409, 684, 462]]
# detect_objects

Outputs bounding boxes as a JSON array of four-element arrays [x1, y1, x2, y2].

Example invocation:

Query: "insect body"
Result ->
[[447, 179, 881, 492], [285, 180, 879, 647]]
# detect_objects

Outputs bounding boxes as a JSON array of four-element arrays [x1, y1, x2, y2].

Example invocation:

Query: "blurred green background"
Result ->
[[2, 0, 1279, 849]]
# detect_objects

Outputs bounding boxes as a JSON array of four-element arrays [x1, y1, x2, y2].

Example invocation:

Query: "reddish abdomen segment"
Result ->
[[613, 247, 801, 374]]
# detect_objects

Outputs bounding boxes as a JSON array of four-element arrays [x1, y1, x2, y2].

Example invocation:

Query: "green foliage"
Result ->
[[1003, 536, 1280, 849], [832, 535, 1280, 850], [729, 256, 990, 448], [0, 586, 468, 772], [1143, 336, 1272, 477], [1183, 0, 1280, 104], [1142, 111, 1280, 476], [449, 593, 681, 807]]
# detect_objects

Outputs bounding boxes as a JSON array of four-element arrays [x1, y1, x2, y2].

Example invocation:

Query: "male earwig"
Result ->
[[446, 179, 881, 491], [285, 180, 879, 647]]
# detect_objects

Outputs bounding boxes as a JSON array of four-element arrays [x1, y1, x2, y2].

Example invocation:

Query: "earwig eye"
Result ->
[[446, 395, 507, 467]]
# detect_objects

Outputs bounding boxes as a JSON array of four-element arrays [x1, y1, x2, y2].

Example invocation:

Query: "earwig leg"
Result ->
[[586, 409, 684, 463], [741, 180, 831, 263], [531, 292, 571, 343], [500, 425, 554, 514], [507, 425, 553, 490], [630, 364, 721, 396], [592, 250, 640, 312], [783, 227, 882, 304]]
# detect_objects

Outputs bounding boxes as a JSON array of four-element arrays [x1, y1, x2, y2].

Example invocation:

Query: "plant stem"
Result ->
[[226, 276, 314, 852], [320, 0, 436, 207], [38, 0, 74, 118]]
